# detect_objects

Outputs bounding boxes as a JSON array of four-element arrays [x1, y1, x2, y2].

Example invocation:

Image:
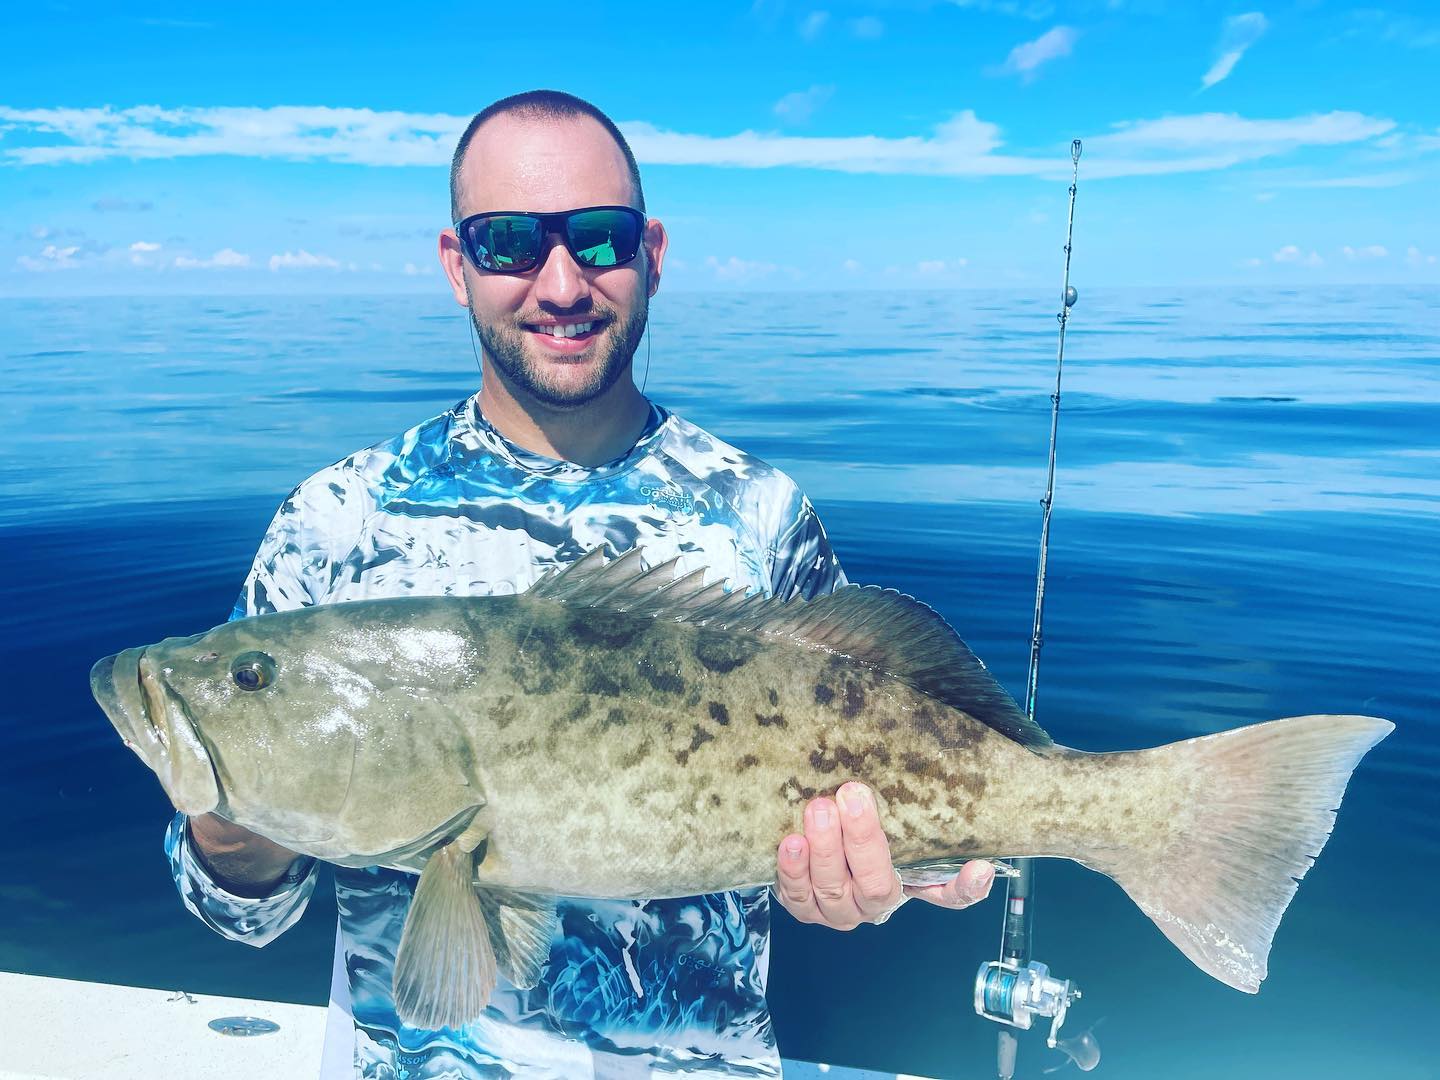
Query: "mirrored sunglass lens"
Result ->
[[566, 210, 641, 267], [468, 216, 541, 270]]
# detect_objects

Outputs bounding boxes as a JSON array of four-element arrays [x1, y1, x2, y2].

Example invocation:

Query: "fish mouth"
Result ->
[[91, 647, 221, 816]]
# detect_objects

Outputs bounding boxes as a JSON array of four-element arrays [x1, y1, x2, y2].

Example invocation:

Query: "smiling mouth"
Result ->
[[523, 317, 607, 345]]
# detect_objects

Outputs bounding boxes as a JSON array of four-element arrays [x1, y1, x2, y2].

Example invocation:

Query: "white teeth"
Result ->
[[537, 321, 594, 338]]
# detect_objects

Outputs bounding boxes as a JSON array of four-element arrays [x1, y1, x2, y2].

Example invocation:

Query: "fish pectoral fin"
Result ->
[[393, 841, 496, 1030], [476, 887, 560, 991]]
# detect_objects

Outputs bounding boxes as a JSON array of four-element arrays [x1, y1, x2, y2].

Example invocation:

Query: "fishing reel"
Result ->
[[974, 959, 1080, 1048]]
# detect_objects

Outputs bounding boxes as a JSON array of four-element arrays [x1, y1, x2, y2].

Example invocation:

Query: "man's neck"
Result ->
[[477, 375, 652, 468]]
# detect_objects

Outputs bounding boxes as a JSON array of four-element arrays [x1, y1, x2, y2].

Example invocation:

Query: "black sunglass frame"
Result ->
[[452, 205, 647, 274]]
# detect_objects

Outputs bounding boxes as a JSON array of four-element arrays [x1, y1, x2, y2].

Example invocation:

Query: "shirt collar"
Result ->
[[452, 391, 670, 482]]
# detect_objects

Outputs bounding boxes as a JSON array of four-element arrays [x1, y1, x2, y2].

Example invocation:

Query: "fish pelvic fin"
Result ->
[[477, 887, 561, 991], [1094, 713, 1392, 993], [394, 841, 496, 1030]]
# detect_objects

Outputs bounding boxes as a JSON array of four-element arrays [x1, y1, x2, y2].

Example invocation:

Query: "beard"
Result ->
[[472, 300, 648, 410]]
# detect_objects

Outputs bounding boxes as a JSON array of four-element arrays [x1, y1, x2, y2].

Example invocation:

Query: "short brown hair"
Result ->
[[449, 90, 646, 221]]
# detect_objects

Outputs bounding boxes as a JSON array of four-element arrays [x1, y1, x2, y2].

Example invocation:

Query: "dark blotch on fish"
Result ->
[[490, 695, 518, 730], [675, 724, 716, 765], [581, 660, 623, 697], [694, 633, 760, 674], [842, 682, 866, 718], [814, 684, 835, 706], [779, 777, 819, 804], [566, 613, 640, 649], [707, 701, 730, 725], [810, 740, 892, 775], [638, 655, 685, 696], [756, 712, 787, 728]]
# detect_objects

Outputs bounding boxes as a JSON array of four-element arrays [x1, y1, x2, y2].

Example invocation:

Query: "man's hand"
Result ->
[[773, 781, 996, 929]]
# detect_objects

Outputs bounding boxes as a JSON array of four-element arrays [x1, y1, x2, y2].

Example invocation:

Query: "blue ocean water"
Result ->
[[0, 287, 1435, 1079]]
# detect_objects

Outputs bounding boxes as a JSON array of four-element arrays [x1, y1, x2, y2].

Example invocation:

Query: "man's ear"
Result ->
[[439, 228, 471, 307], [643, 218, 668, 298]]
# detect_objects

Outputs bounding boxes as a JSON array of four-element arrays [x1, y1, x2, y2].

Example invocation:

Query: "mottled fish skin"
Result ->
[[114, 592, 1180, 899]]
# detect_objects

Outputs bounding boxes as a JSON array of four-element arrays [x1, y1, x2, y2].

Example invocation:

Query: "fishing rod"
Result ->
[[972, 138, 1092, 1079]]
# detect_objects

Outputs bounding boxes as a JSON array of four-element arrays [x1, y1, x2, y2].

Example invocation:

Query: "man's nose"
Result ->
[[532, 233, 590, 310]]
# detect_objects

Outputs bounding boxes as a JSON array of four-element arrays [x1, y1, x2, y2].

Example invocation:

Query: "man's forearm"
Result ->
[[187, 813, 303, 897]]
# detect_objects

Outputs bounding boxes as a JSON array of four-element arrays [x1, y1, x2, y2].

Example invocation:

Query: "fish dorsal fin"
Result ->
[[528, 549, 1053, 752]]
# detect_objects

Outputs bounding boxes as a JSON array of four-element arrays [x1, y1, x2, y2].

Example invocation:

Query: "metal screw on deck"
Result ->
[[208, 1015, 282, 1036], [972, 138, 1091, 1080]]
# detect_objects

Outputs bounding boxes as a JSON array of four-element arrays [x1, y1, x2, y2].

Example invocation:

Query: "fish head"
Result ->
[[90, 614, 362, 822], [91, 634, 222, 816]]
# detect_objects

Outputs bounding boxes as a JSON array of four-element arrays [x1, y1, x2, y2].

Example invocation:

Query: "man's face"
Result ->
[[442, 114, 665, 411]]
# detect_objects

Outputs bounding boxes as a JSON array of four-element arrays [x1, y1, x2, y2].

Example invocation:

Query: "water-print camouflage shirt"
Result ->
[[165, 392, 845, 1079]]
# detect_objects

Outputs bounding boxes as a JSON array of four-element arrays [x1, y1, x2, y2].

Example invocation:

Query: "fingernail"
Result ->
[[785, 838, 804, 856], [814, 804, 832, 829], [979, 863, 995, 890], [841, 784, 867, 817]]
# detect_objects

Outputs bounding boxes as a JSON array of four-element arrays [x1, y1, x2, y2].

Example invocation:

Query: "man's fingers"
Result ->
[[802, 796, 862, 928], [904, 860, 997, 910], [835, 783, 903, 918], [774, 834, 818, 919]]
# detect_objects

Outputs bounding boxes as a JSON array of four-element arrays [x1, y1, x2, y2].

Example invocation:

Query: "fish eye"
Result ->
[[230, 651, 277, 692]]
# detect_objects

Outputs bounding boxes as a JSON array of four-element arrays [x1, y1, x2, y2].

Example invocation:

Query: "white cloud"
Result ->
[[849, 16, 883, 39], [0, 103, 1396, 183], [841, 258, 862, 273], [917, 258, 967, 274], [16, 244, 81, 271], [705, 255, 778, 282], [401, 261, 433, 276], [1407, 246, 1437, 267], [799, 11, 829, 40], [0, 104, 464, 166], [949, 0, 1053, 18], [1242, 257, 1264, 267], [1254, 191, 1275, 202], [269, 249, 341, 271], [1272, 244, 1323, 267], [773, 85, 835, 126], [1201, 12, 1268, 91], [129, 240, 161, 252], [1342, 244, 1388, 260], [174, 248, 250, 269], [1281, 172, 1416, 189], [993, 26, 1077, 82]]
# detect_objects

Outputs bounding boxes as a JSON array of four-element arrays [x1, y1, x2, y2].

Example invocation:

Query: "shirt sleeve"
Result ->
[[165, 813, 318, 947], [168, 475, 354, 942], [767, 491, 847, 601]]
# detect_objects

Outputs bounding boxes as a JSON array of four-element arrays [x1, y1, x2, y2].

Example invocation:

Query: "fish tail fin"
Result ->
[[1093, 713, 1391, 992]]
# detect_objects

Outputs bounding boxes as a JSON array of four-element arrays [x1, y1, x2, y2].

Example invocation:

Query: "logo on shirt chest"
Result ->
[[639, 481, 696, 517]]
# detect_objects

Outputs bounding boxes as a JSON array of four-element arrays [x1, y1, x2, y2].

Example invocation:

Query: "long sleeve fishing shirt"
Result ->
[[165, 392, 845, 1079]]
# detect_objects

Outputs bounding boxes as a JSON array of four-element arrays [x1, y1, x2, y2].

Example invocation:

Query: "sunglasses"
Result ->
[[453, 205, 646, 274]]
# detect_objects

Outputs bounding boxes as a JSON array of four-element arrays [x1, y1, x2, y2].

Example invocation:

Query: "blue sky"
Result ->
[[2, 0, 1437, 294]]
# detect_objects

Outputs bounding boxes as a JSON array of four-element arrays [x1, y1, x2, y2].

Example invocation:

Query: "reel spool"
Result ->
[[974, 959, 1080, 1048]]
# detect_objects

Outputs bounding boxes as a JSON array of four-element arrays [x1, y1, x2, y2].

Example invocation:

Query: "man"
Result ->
[[167, 90, 996, 1078]]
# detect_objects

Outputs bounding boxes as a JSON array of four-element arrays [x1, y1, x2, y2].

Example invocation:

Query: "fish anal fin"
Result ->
[[394, 841, 495, 1030], [476, 887, 560, 991]]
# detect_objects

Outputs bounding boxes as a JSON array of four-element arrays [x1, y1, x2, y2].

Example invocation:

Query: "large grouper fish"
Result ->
[[90, 548, 1392, 1030]]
